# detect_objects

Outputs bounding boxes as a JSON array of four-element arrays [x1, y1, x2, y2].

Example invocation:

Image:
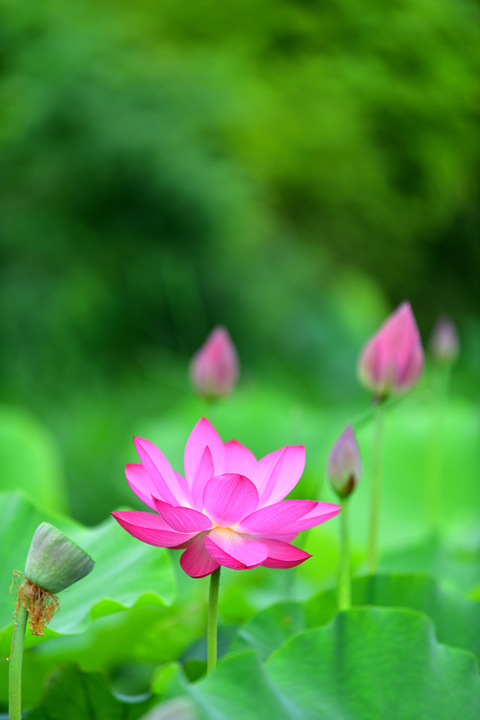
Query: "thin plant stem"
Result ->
[[425, 363, 451, 534], [352, 388, 430, 433], [203, 397, 218, 426], [338, 500, 351, 610], [9, 604, 28, 720], [207, 567, 221, 674], [368, 400, 385, 574]]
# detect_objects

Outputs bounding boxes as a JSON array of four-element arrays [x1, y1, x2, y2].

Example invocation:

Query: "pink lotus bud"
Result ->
[[327, 425, 362, 499], [190, 326, 239, 399], [358, 302, 424, 399], [430, 317, 459, 364]]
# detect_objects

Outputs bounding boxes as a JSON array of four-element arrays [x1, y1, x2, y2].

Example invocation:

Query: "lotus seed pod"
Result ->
[[24, 522, 95, 594]]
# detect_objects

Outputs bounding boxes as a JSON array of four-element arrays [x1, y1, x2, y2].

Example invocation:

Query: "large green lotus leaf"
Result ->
[[232, 574, 480, 663], [175, 608, 480, 719], [25, 663, 153, 719], [0, 492, 175, 639], [232, 601, 306, 660], [0, 407, 66, 512]]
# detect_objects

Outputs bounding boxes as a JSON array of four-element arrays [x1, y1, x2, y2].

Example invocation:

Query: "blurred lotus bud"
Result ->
[[358, 302, 424, 399], [327, 425, 362, 499], [430, 317, 459, 364], [190, 326, 239, 399], [24, 522, 95, 594]]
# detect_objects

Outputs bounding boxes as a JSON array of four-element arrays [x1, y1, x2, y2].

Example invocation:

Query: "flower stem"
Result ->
[[425, 363, 451, 534], [368, 400, 385, 574], [338, 500, 351, 610], [207, 567, 221, 674], [9, 604, 28, 720]]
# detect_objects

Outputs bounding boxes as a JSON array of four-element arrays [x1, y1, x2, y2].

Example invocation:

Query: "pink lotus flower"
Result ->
[[112, 418, 341, 578], [190, 326, 239, 399], [327, 425, 362, 500], [358, 302, 424, 398]]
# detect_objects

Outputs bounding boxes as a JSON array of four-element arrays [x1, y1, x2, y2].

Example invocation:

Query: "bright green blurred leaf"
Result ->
[[309, 398, 480, 582], [151, 662, 182, 696], [0, 491, 175, 644], [380, 535, 480, 592], [0, 492, 176, 709], [343, 399, 480, 554], [0, 407, 66, 512], [1, 601, 203, 709]]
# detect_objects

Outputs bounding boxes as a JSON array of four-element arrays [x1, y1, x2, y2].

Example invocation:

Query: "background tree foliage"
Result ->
[[0, 0, 479, 519]]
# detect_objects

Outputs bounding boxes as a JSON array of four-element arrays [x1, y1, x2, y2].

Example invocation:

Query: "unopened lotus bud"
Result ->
[[358, 302, 424, 399], [190, 326, 239, 399], [327, 425, 362, 500], [24, 522, 95, 594], [430, 317, 459, 364]]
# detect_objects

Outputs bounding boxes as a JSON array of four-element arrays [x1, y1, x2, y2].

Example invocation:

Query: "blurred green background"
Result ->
[[1, 0, 480, 711], [0, 0, 479, 523]]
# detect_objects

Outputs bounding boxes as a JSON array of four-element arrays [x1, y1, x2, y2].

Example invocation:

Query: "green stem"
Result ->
[[425, 363, 451, 534], [338, 500, 351, 610], [9, 604, 28, 720], [207, 567, 221, 674], [203, 397, 218, 426], [368, 401, 385, 574], [352, 388, 429, 433]]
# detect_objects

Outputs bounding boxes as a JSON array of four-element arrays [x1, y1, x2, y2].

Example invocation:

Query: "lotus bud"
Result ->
[[358, 302, 424, 399], [190, 326, 239, 399], [327, 425, 362, 499], [24, 522, 95, 594], [430, 317, 459, 364]]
